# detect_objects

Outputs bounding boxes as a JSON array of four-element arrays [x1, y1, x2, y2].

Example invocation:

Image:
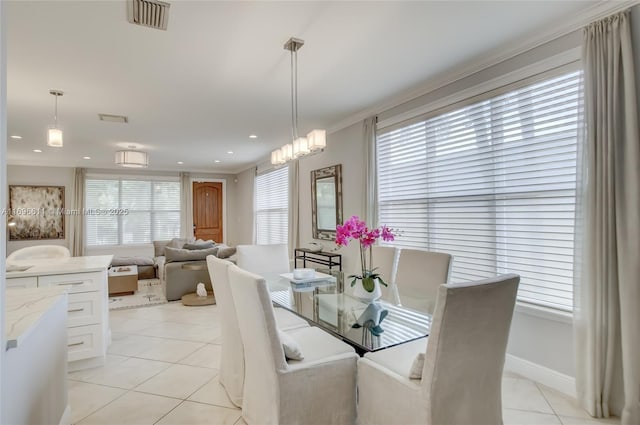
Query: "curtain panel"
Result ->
[[70, 167, 85, 256], [575, 10, 640, 424]]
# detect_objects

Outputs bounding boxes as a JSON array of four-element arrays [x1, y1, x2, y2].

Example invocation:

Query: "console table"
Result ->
[[294, 248, 342, 271]]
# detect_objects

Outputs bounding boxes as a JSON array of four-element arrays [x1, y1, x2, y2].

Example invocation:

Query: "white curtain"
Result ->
[[69, 167, 85, 256], [288, 160, 299, 258], [180, 172, 193, 239], [575, 10, 640, 424], [363, 116, 378, 226]]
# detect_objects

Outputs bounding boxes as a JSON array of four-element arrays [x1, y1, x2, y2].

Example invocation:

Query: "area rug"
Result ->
[[109, 279, 167, 310]]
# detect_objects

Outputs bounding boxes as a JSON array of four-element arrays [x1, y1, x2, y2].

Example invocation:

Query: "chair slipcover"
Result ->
[[6, 245, 71, 263], [206, 256, 308, 407], [236, 244, 290, 275], [357, 274, 520, 425], [228, 266, 358, 425], [395, 249, 452, 313], [371, 245, 398, 304]]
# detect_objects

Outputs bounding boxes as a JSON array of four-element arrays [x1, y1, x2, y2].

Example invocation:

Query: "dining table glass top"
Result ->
[[265, 269, 431, 353]]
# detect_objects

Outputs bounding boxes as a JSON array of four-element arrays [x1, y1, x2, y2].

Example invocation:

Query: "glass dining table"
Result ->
[[265, 269, 432, 354]]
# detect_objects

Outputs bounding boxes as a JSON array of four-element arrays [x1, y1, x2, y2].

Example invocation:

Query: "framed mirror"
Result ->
[[311, 164, 343, 240]]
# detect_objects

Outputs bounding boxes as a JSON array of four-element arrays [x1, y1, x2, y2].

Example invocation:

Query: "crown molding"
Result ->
[[327, 0, 639, 135]]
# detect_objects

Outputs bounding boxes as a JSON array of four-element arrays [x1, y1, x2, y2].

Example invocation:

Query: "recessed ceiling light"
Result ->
[[214, 160, 221, 163], [227, 151, 234, 154], [249, 134, 257, 139], [177, 161, 184, 165], [33, 149, 42, 153], [10, 135, 22, 139], [83, 156, 91, 160]]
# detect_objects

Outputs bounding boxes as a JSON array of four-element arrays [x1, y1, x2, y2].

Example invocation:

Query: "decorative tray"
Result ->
[[280, 271, 337, 285]]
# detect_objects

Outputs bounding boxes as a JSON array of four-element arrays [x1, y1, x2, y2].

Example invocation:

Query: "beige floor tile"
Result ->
[[178, 343, 221, 369], [77, 391, 180, 425], [188, 374, 237, 409], [559, 415, 621, 424], [109, 316, 157, 334], [538, 384, 592, 419], [135, 364, 218, 399], [69, 355, 171, 389], [503, 408, 562, 425], [136, 321, 221, 343], [67, 380, 126, 424], [235, 416, 248, 425], [107, 333, 159, 357], [155, 401, 241, 425], [502, 377, 554, 414], [134, 337, 205, 363]]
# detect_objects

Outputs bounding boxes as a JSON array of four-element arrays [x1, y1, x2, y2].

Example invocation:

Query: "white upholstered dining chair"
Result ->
[[357, 274, 520, 425], [206, 256, 309, 407], [394, 248, 452, 313], [227, 265, 358, 425], [236, 243, 290, 275], [371, 245, 399, 304], [6, 245, 71, 263]]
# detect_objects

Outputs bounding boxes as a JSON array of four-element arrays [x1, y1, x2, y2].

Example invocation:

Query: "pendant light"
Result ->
[[115, 145, 149, 168], [47, 89, 64, 147], [271, 37, 326, 166]]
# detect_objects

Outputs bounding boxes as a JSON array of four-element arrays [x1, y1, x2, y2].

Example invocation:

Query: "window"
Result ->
[[255, 167, 289, 244], [85, 177, 181, 246], [377, 69, 582, 311]]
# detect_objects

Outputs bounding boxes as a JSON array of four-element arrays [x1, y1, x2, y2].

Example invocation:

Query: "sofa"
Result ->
[[153, 238, 237, 301], [86, 239, 236, 301]]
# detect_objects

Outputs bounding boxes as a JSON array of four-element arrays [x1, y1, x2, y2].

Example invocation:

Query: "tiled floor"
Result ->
[[68, 302, 620, 425]]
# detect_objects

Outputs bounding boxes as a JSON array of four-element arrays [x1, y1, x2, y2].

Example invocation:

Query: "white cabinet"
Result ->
[[6, 256, 112, 371]]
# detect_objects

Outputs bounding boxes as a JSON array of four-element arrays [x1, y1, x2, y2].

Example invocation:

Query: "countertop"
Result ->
[[5, 286, 68, 350], [6, 255, 113, 278]]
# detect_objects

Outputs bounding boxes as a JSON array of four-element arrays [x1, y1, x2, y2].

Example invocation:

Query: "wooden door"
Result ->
[[193, 182, 223, 243]]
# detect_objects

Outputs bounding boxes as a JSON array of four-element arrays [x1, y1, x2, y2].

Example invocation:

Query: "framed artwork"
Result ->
[[8, 185, 65, 241]]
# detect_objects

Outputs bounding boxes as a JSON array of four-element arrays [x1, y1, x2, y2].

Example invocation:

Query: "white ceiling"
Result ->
[[6, 0, 598, 174]]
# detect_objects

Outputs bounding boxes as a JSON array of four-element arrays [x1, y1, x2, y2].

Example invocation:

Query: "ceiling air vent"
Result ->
[[99, 114, 129, 124], [127, 0, 170, 31]]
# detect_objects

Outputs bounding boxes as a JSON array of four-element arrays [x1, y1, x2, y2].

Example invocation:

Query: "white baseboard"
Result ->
[[505, 354, 576, 398], [59, 404, 71, 425]]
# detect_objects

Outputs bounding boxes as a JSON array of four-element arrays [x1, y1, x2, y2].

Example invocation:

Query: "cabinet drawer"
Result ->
[[6, 276, 38, 289], [38, 272, 103, 293], [67, 292, 102, 327], [67, 324, 103, 362]]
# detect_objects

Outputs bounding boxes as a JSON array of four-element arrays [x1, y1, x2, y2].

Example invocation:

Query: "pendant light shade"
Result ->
[[271, 37, 326, 166], [115, 149, 149, 168], [47, 127, 63, 147], [47, 90, 64, 147]]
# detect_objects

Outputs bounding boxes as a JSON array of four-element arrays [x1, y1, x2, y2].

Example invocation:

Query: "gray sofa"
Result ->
[[154, 239, 236, 301]]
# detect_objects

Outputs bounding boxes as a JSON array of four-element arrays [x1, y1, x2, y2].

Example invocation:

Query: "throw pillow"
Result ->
[[278, 330, 304, 360], [409, 352, 425, 379], [183, 242, 216, 250], [164, 246, 219, 262], [216, 246, 237, 259], [111, 256, 155, 267], [167, 237, 196, 249]]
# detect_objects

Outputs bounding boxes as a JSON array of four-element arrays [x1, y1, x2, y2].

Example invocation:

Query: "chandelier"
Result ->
[[47, 90, 64, 147], [271, 37, 326, 166]]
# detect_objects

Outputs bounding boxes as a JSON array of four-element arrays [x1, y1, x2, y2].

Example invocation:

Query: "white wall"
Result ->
[[6, 165, 74, 255], [0, 0, 7, 418]]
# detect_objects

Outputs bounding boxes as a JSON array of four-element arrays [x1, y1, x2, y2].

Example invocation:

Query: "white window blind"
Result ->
[[85, 177, 181, 246], [255, 167, 289, 245], [377, 70, 582, 311]]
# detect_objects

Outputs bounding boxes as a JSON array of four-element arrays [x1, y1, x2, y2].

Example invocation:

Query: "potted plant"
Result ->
[[335, 215, 397, 302]]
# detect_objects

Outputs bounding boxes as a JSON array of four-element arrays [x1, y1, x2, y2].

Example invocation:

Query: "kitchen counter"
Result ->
[[6, 255, 113, 278], [5, 286, 67, 350]]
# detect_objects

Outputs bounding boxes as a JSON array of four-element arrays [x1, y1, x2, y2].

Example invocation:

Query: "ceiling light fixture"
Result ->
[[83, 156, 91, 160], [271, 37, 326, 166], [47, 90, 64, 147], [227, 151, 234, 154], [249, 134, 257, 139], [177, 161, 184, 165], [33, 149, 42, 153], [115, 145, 149, 168], [10, 135, 22, 139], [214, 160, 221, 163]]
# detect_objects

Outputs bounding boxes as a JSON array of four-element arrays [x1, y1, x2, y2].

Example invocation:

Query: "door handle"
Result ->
[[68, 341, 85, 347]]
